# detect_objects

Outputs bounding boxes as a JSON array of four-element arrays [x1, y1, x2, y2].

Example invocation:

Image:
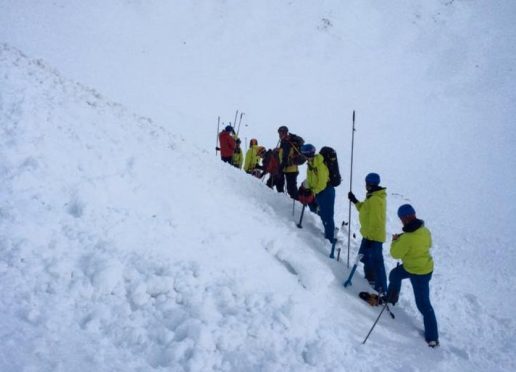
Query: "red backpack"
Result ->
[[263, 149, 281, 176], [298, 184, 315, 205]]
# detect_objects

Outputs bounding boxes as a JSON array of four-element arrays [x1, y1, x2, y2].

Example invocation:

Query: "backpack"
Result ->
[[298, 184, 315, 206], [263, 149, 281, 176], [288, 133, 306, 166], [319, 146, 342, 187]]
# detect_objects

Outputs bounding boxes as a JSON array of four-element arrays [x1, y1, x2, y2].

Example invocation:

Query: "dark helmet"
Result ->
[[300, 143, 316, 157], [225, 125, 234, 133], [365, 172, 380, 186], [397, 204, 416, 219], [277, 125, 289, 134]]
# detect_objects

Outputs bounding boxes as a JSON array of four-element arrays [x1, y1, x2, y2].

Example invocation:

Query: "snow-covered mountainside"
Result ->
[[1, 43, 514, 372], [1, 0, 516, 370]]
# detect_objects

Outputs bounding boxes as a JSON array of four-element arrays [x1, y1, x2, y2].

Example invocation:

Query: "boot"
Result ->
[[359, 292, 384, 306]]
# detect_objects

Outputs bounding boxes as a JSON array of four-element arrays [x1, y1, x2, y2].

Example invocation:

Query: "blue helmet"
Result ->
[[225, 125, 234, 133], [300, 143, 316, 157], [365, 172, 380, 186], [398, 204, 416, 219]]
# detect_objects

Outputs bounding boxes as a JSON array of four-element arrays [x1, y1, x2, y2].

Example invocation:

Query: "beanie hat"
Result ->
[[365, 172, 380, 186], [225, 125, 234, 132], [277, 125, 289, 133], [397, 204, 416, 219]]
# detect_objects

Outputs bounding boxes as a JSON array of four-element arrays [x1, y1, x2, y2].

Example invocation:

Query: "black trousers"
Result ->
[[285, 172, 299, 199], [267, 172, 298, 199]]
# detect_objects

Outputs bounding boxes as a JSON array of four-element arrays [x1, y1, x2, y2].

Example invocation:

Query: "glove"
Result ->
[[348, 191, 358, 204]]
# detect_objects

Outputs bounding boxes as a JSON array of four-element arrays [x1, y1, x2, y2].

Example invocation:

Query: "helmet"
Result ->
[[277, 125, 289, 133], [365, 172, 380, 186], [300, 143, 316, 157], [397, 204, 416, 219], [225, 125, 234, 133], [250, 138, 258, 146]]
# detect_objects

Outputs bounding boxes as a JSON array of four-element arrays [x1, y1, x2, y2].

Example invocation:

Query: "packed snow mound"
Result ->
[[1, 44, 515, 371]]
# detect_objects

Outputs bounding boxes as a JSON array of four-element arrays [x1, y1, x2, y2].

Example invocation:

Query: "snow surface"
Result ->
[[1, 1, 516, 371]]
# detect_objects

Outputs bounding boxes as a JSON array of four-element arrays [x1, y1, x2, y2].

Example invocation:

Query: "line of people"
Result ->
[[217, 125, 305, 198], [217, 124, 438, 348]]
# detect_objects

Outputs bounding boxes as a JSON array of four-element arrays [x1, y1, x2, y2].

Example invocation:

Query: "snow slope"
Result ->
[[1, 0, 516, 371], [1, 43, 514, 372], [2, 0, 515, 237]]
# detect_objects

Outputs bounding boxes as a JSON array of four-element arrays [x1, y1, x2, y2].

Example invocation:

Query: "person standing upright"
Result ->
[[218, 125, 236, 163], [244, 139, 264, 176], [231, 138, 243, 169], [277, 126, 304, 200], [348, 172, 388, 294]]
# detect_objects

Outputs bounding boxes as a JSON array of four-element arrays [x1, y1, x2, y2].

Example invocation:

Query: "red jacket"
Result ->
[[219, 131, 236, 157]]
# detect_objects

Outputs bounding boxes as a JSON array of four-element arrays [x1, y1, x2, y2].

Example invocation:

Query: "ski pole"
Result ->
[[385, 304, 395, 320], [336, 220, 346, 261], [216, 116, 220, 156], [233, 110, 239, 130], [329, 240, 336, 259], [343, 253, 364, 287], [296, 204, 306, 228], [329, 227, 339, 259], [346, 110, 356, 268], [292, 198, 295, 216], [237, 112, 244, 136], [363, 301, 388, 344]]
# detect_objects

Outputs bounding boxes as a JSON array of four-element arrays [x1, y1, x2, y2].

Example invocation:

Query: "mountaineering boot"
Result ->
[[359, 292, 384, 306], [427, 340, 440, 348]]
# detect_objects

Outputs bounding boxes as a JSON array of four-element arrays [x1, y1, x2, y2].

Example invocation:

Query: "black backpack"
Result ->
[[288, 133, 306, 165], [319, 146, 342, 187]]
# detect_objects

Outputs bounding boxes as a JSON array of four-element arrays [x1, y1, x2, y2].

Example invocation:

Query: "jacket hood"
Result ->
[[366, 187, 387, 199], [403, 218, 424, 233]]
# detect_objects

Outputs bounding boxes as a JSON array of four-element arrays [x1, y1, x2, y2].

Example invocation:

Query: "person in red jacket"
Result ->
[[218, 125, 236, 163]]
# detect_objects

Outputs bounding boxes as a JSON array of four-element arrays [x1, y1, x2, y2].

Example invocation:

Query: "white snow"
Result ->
[[1, 1, 515, 371]]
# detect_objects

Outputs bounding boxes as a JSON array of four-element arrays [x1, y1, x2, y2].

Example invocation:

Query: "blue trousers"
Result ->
[[388, 265, 439, 342], [358, 239, 387, 293], [315, 186, 335, 244]]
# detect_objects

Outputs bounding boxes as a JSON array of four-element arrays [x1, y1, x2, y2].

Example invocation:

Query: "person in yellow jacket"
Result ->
[[278, 126, 302, 199], [348, 172, 387, 294], [244, 139, 264, 176], [301, 144, 336, 247], [231, 138, 243, 169], [385, 204, 439, 348]]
